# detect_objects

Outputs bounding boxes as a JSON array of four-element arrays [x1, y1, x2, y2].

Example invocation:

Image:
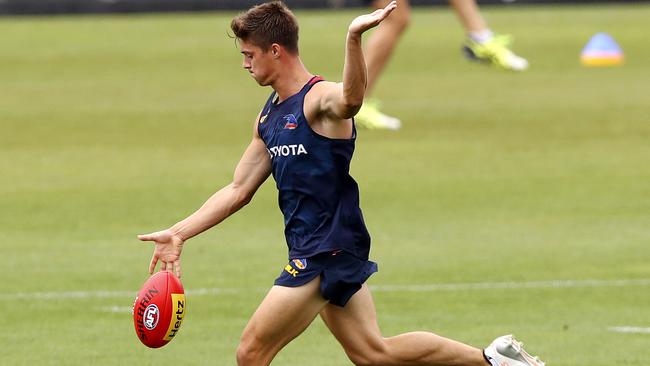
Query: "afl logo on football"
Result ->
[[143, 304, 160, 330]]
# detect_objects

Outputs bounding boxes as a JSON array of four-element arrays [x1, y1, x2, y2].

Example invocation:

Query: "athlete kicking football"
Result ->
[[137, 2, 545, 365]]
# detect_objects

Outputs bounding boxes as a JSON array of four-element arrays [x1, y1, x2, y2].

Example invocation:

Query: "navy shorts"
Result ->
[[274, 251, 378, 307]]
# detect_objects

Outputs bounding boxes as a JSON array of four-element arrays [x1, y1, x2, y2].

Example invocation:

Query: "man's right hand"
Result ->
[[348, 1, 397, 36], [137, 229, 184, 278]]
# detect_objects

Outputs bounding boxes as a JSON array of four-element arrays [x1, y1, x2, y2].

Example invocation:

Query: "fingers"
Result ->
[[349, 1, 397, 35], [139, 230, 182, 277], [174, 260, 182, 279], [138, 230, 170, 242], [160, 260, 180, 278], [138, 233, 155, 242], [371, 1, 396, 17], [149, 254, 158, 274], [378, 1, 397, 21]]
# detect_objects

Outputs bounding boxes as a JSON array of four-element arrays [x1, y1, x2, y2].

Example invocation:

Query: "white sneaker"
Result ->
[[484, 335, 545, 366]]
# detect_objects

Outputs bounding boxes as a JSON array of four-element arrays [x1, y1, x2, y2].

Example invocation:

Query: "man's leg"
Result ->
[[236, 278, 328, 366], [365, 0, 411, 95], [320, 284, 488, 365]]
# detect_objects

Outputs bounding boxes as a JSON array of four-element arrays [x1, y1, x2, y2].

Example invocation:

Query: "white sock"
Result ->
[[469, 29, 494, 44]]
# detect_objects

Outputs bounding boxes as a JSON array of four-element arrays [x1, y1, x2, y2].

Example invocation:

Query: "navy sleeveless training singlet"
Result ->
[[257, 76, 371, 260]]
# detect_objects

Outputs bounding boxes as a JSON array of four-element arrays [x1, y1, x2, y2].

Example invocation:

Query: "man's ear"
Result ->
[[270, 43, 282, 59]]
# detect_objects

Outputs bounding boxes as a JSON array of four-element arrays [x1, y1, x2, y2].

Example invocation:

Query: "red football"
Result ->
[[132, 271, 186, 348]]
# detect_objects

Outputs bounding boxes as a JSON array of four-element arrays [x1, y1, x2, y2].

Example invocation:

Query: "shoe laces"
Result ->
[[508, 335, 545, 366]]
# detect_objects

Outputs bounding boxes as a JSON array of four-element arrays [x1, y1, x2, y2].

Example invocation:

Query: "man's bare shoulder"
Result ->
[[304, 80, 340, 113], [307, 79, 339, 96], [303, 80, 353, 139]]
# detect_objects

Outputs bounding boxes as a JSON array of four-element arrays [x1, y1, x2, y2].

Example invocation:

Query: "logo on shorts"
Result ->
[[284, 264, 298, 277], [292, 259, 307, 269], [143, 304, 159, 330], [283, 114, 298, 129], [284, 258, 308, 277]]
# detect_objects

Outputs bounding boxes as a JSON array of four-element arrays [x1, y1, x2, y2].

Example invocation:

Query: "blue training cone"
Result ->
[[581, 32, 624, 67]]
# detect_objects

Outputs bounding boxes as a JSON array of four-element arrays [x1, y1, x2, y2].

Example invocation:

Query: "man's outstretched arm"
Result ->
[[137, 126, 271, 277], [323, 1, 397, 119]]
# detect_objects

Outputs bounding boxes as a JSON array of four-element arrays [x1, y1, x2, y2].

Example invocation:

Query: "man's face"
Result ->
[[239, 39, 275, 86]]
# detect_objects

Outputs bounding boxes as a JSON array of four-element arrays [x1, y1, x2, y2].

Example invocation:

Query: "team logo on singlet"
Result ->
[[283, 114, 298, 129]]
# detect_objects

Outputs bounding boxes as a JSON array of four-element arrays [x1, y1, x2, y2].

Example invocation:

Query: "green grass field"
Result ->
[[2, 3, 650, 365]]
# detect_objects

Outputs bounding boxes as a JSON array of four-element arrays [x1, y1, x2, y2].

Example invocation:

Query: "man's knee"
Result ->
[[349, 353, 390, 366], [236, 335, 267, 366], [235, 342, 253, 366], [346, 342, 391, 366]]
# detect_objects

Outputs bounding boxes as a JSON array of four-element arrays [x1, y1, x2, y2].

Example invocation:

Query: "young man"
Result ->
[[356, 0, 529, 130], [137, 2, 544, 366]]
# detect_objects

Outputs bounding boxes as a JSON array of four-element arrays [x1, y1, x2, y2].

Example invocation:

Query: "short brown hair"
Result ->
[[230, 1, 299, 54]]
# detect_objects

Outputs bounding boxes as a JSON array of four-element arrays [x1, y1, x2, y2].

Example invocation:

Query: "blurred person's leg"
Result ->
[[450, 0, 529, 71], [356, 0, 529, 130], [354, 0, 407, 131], [449, 0, 487, 33], [365, 0, 411, 95]]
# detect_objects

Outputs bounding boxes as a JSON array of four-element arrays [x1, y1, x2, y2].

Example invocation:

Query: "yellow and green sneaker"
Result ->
[[354, 99, 401, 130], [462, 34, 529, 71]]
